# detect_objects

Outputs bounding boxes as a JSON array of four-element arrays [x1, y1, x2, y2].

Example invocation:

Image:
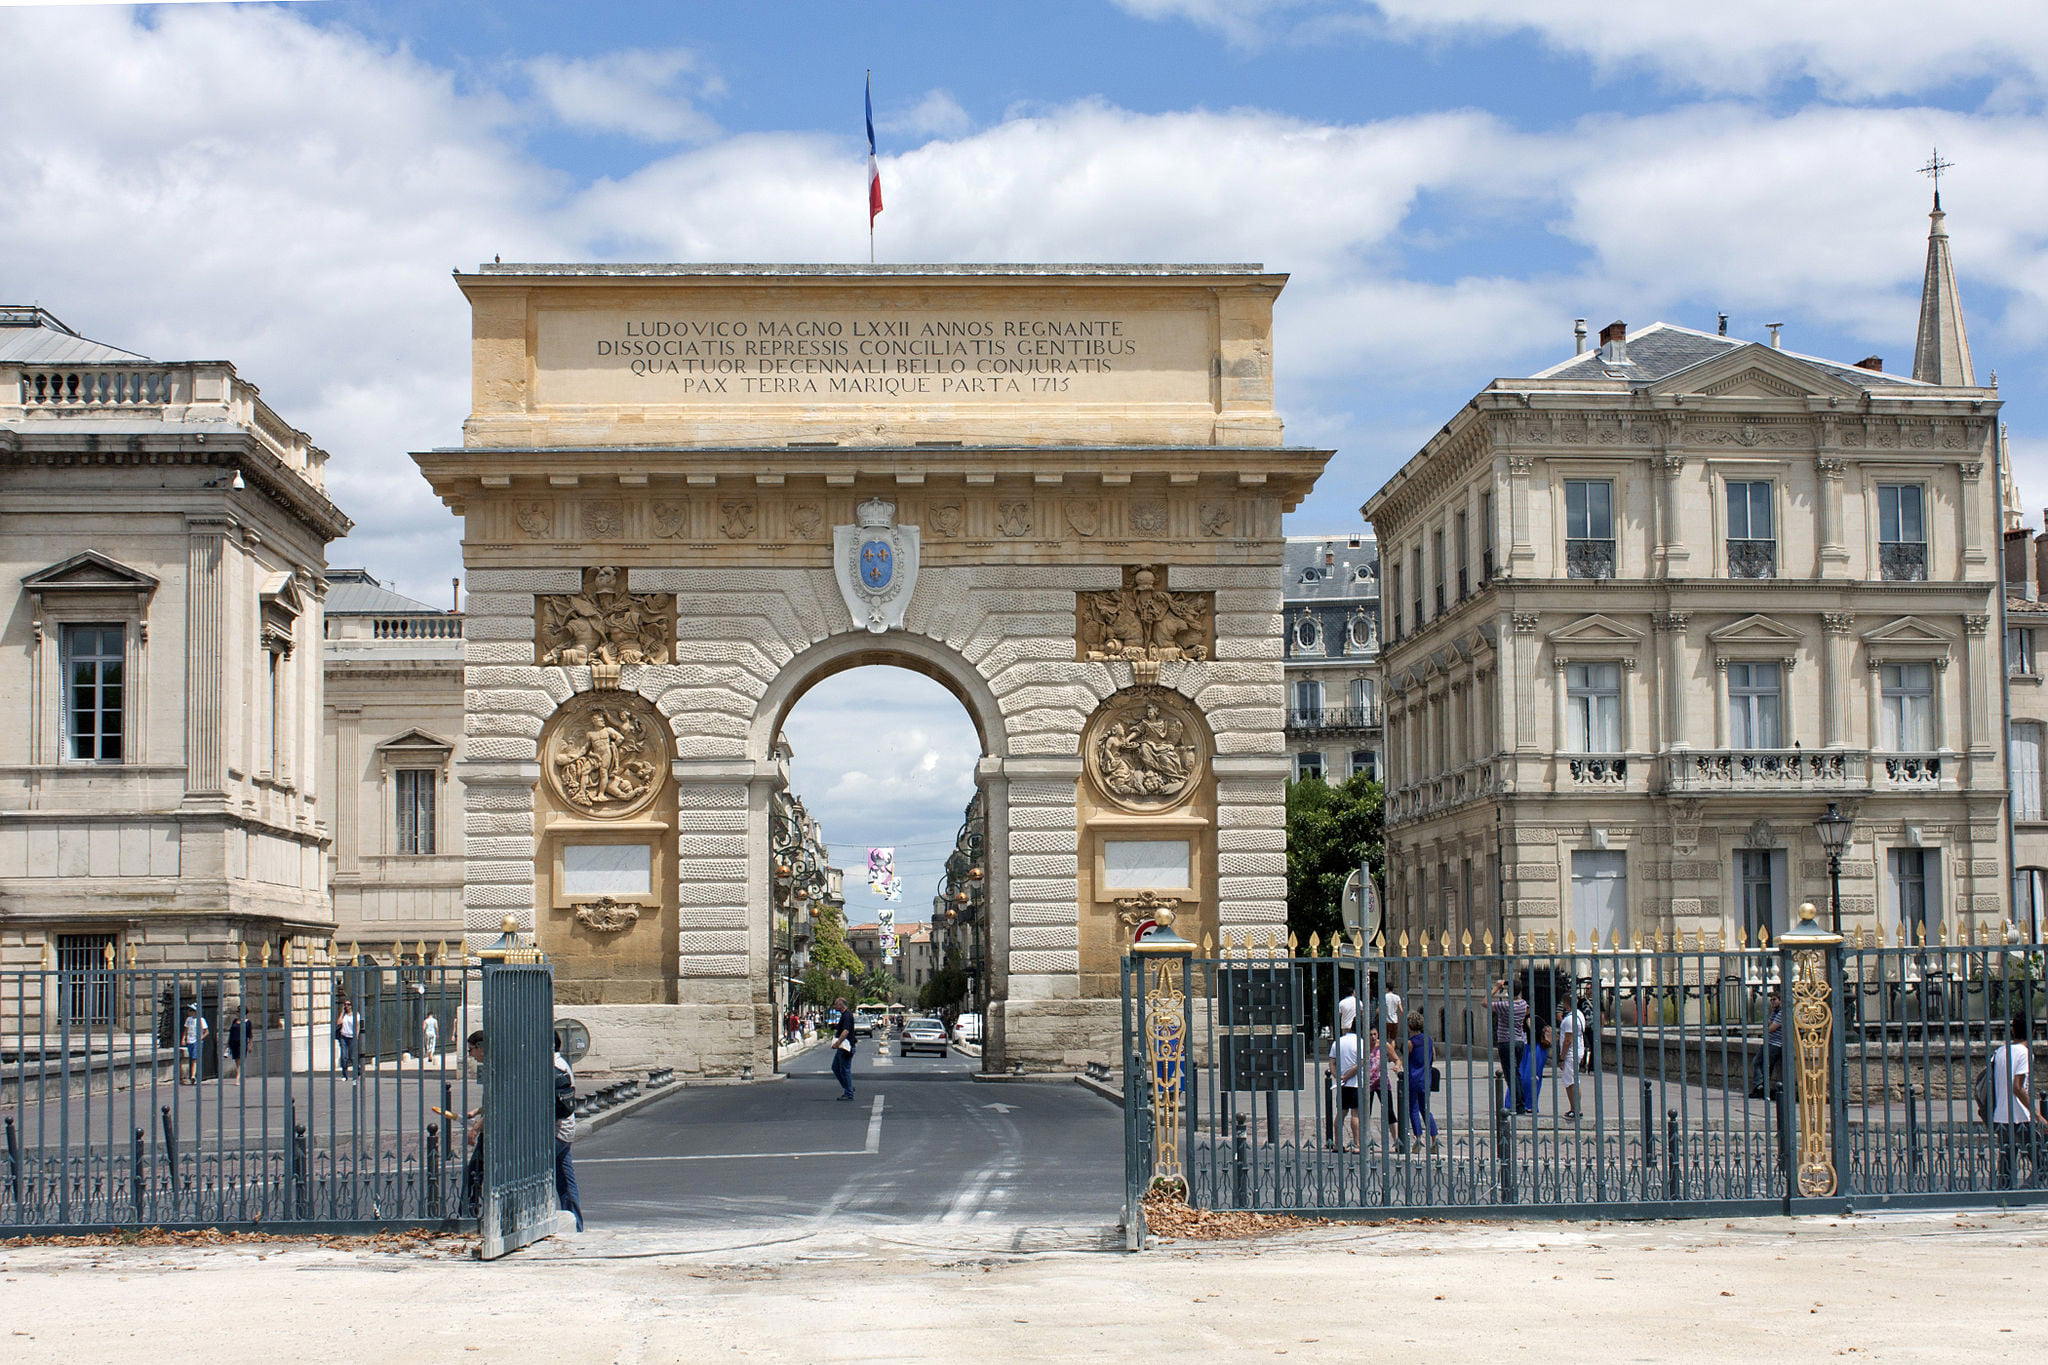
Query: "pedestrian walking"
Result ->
[[335, 997, 361, 1077], [1490, 979, 1530, 1112], [225, 1006, 253, 1080], [178, 1003, 209, 1085], [553, 1032, 585, 1231], [1556, 995, 1587, 1119], [1989, 1012, 2044, 1187], [421, 1008, 440, 1061], [1751, 989, 1784, 1100], [830, 995, 858, 1100], [1404, 1008, 1440, 1153]]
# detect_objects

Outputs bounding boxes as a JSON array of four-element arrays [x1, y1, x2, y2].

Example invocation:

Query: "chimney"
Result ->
[[1573, 318, 1588, 355], [1855, 356, 1884, 372], [451, 577, 462, 613], [1766, 322, 1784, 349], [1598, 320, 1628, 364], [1717, 312, 1729, 336], [2006, 527, 2035, 599]]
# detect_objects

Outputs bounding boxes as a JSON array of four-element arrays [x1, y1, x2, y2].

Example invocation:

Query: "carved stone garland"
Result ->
[[544, 690, 666, 819], [1084, 685, 1208, 813], [572, 897, 641, 933]]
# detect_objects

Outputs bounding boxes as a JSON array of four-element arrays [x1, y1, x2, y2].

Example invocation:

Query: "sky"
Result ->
[[8, 0, 2048, 918]]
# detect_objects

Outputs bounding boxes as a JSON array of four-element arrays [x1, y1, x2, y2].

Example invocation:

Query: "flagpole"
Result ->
[[867, 69, 876, 265]]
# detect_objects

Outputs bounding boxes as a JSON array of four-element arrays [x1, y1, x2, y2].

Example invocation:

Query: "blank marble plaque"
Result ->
[[561, 843, 652, 896], [1102, 839, 1191, 890]]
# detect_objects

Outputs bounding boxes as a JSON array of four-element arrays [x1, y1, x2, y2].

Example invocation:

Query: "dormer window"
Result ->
[[1291, 609, 1324, 654]]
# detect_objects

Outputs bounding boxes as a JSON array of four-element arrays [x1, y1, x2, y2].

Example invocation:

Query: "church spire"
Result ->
[[1912, 149, 1975, 386]]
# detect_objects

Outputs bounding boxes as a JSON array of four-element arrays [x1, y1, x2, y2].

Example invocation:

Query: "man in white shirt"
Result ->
[[1992, 1013, 2043, 1186], [179, 1005, 209, 1085], [1556, 998, 1587, 1120], [1337, 990, 1360, 1032], [1327, 1029, 1364, 1152]]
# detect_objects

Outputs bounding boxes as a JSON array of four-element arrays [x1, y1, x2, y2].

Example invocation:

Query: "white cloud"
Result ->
[[880, 89, 972, 140], [526, 47, 722, 144]]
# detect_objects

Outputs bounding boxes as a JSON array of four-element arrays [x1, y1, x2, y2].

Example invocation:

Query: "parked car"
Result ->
[[953, 1012, 984, 1044], [853, 1008, 884, 1039], [900, 1017, 951, 1057]]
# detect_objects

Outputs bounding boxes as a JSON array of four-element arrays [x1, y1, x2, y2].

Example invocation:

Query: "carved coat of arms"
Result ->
[[834, 497, 920, 633], [537, 567, 673, 668]]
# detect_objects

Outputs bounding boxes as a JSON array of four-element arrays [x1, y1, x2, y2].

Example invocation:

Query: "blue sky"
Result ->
[[7, 0, 2048, 914]]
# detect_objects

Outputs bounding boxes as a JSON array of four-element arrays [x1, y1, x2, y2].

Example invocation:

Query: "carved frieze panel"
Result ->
[[543, 689, 667, 819], [1076, 564, 1215, 664], [1084, 684, 1208, 814], [536, 566, 674, 667], [572, 897, 642, 933]]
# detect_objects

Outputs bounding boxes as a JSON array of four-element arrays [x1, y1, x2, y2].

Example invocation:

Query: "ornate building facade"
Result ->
[[2003, 521, 2048, 938], [1364, 203, 2013, 948], [0, 306, 349, 972], [1281, 533, 1380, 782]]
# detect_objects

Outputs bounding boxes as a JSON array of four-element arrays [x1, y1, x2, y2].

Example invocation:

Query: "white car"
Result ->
[[900, 1018, 950, 1057], [953, 1012, 984, 1044]]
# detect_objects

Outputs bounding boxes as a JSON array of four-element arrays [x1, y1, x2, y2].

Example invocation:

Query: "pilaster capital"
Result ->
[[1821, 612, 1855, 635], [1652, 612, 1690, 633], [1816, 457, 1846, 480]]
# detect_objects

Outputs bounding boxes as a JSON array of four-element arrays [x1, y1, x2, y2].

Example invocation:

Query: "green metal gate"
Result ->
[[478, 961, 558, 1259]]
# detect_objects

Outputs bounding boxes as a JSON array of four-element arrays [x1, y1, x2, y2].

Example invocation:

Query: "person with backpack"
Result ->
[[1988, 1013, 2044, 1188], [553, 1031, 584, 1231]]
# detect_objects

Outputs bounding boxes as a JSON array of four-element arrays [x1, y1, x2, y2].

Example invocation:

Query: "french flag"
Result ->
[[866, 73, 883, 223]]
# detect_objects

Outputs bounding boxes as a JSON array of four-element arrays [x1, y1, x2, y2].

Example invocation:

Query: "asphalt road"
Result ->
[[572, 1040, 1123, 1236]]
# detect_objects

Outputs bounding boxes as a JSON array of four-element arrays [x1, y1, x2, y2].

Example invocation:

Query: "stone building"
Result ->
[[1363, 201, 2012, 948], [322, 568, 466, 958], [2003, 520, 2048, 938], [845, 920, 938, 996], [0, 305, 349, 974], [1281, 533, 1381, 782]]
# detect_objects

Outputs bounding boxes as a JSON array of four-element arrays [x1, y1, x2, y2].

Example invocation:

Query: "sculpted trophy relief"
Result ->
[[1076, 565, 1215, 666], [1085, 685, 1207, 812], [537, 567, 675, 681], [545, 691, 666, 818]]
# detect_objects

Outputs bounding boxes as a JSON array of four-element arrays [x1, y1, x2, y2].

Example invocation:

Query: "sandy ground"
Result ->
[[3, 1209, 2043, 1362]]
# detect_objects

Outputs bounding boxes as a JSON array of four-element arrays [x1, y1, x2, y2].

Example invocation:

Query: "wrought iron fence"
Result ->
[[1, 953, 479, 1235], [1123, 915, 2048, 1228]]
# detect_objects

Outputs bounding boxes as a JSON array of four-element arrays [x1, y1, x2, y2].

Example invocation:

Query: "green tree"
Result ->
[[1285, 772, 1383, 945], [808, 902, 865, 981], [857, 968, 901, 1004], [918, 964, 967, 1014], [796, 964, 846, 1009]]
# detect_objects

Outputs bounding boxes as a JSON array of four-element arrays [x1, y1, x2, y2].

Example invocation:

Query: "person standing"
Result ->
[[1327, 1025, 1364, 1152], [1556, 995, 1587, 1120], [335, 998, 361, 1078], [224, 1006, 253, 1081], [553, 1033, 585, 1231], [830, 995, 858, 1101], [1753, 989, 1785, 1100], [461, 1030, 487, 1213], [1404, 1009, 1439, 1153], [1991, 1013, 2044, 1187], [1490, 979, 1530, 1112], [178, 1003, 209, 1085], [420, 1007, 440, 1062]]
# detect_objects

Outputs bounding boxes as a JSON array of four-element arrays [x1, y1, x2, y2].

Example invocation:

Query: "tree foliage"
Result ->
[[1284, 773, 1384, 944], [807, 902, 865, 980], [918, 964, 967, 1014]]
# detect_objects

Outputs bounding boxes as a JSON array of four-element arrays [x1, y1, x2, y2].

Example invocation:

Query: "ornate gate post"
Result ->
[[1780, 901, 1844, 1202], [1133, 909, 1196, 1197]]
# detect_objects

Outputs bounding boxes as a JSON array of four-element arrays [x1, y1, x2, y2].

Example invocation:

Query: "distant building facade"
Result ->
[[1282, 533, 1381, 782], [1364, 202, 2012, 948], [322, 569, 466, 959], [0, 306, 350, 975], [2003, 522, 2048, 938]]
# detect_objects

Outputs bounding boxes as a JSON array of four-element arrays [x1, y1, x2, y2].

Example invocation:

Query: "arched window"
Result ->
[[1290, 609, 1323, 655]]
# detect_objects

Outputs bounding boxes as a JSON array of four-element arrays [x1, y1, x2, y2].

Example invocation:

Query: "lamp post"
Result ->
[[1814, 802, 1852, 934]]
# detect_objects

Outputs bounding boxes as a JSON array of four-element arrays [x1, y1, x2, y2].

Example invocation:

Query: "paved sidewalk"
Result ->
[[4, 1207, 2043, 1362]]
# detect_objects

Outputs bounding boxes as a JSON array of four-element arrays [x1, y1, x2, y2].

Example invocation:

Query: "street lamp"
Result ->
[[1814, 802, 1852, 933]]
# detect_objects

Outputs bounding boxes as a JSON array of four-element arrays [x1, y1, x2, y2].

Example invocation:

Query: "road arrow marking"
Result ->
[[983, 1103, 1015, 1113]]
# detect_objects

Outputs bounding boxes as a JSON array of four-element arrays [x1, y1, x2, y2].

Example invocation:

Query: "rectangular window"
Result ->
[[1725, 480, 1776, 579], [1735, 848, 1786, 944], [2008, 627, 2036, 676], [1292, 679, 1323, 723], [1726, 662, 1783, 749], [1454, 510, 1469, 600], [394, 768, 438, 855], [1480, 491, 1495, 583], [61, 623, 125, 762], [2015, 868, 2047, 941], [1295, 751, 1326, 781], [1889, 848, 1939, 938], [56, 933, 118, 1026], [1564, 479, 1615, 579], [1877, 483, 1927, 581], [1881, 662, 1934, 750], [1570, 850, 1628, 945], [1387, 563, 1402, 639], [1349, 677, 1374, 713], [2012, 722, 2044, 822], [1350, 749, 1377, 780], [1432, 528, 1446, 616], [1410, 547, 1424, 628], [1565, 661, 1622, 752]]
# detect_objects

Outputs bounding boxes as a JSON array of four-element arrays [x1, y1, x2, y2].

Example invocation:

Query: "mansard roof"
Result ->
[[1530, 323, 1926, 392], [0, 305, 145, 365]]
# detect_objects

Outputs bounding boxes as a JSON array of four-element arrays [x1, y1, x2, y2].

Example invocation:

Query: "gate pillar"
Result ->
[[1780, 901, 1845, 1203]]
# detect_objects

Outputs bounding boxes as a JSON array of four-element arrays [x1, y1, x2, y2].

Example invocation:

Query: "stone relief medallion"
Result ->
[[720, 500, 756, 539], [516, 501, 552, 538], [998, 500, 1033, 538], [930, 503, 964, 537], [1129, 499, 1167, 536], [1076, 564, 1215, 663], [544, 690, 666, 818], [833, 497, 920, 633], [652, 501, 688, 539], [1065, 497, 1101, 538], [583, 499, 623, 541], [789, 502, 823, 540], [1084, 685, 1208, 814], [537, 566, 674, 667], [571, 897, 641, 933]]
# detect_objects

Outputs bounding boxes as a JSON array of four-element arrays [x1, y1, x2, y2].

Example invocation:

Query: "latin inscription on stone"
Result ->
[[534, 306, 1212, 407]]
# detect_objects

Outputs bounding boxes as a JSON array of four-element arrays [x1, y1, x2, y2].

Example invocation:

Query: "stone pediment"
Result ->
[[1650, 343, 1865, 402], [260, 571, 306, 619], [1706, 614, 1804, 647], [1860, 616, 1953, 647], [22, 550, 158, 599], [377, 728, 455, 758], [1547, 614, 1645, 648]]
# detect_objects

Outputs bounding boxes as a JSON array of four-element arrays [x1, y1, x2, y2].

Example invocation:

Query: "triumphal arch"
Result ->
[[414, 263, 1328, 1073]]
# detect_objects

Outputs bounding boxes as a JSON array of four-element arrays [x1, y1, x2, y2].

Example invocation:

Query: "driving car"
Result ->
[[853, 1008, 884, 1039], [900, 1017, 951, 1057]]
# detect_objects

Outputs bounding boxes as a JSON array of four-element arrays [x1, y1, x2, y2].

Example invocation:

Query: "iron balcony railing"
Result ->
[[1881, 541, 1929, 582], [1565, 538, 1615, 579], [1285, 705, 1381, 737], [1726, 539, 1777, 579]]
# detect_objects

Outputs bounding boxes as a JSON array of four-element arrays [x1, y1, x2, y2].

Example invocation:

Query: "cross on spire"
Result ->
[[1919, 147, 1955, 210]]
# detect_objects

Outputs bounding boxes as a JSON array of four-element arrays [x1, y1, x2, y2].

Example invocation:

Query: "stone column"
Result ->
[[1505, 453, 1535, 570], [1713, 656, 1730, 750], [1962, 613, 1993, 774], [1816, 457, 1848, 577], [1958, 460, 1987, 571], [1820, 614, 1853, 749], [1654, 613, 1690, 752], [334, 705, 362, 872], [1657, 451, 1687, 573], [183, 517, 232, 799]]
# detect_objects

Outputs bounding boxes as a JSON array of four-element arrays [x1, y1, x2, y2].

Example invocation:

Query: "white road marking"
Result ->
[[982, 1103, 1015, 1113], [939, 1163, 998, 1224], [580, 1094, 885, 1164]]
